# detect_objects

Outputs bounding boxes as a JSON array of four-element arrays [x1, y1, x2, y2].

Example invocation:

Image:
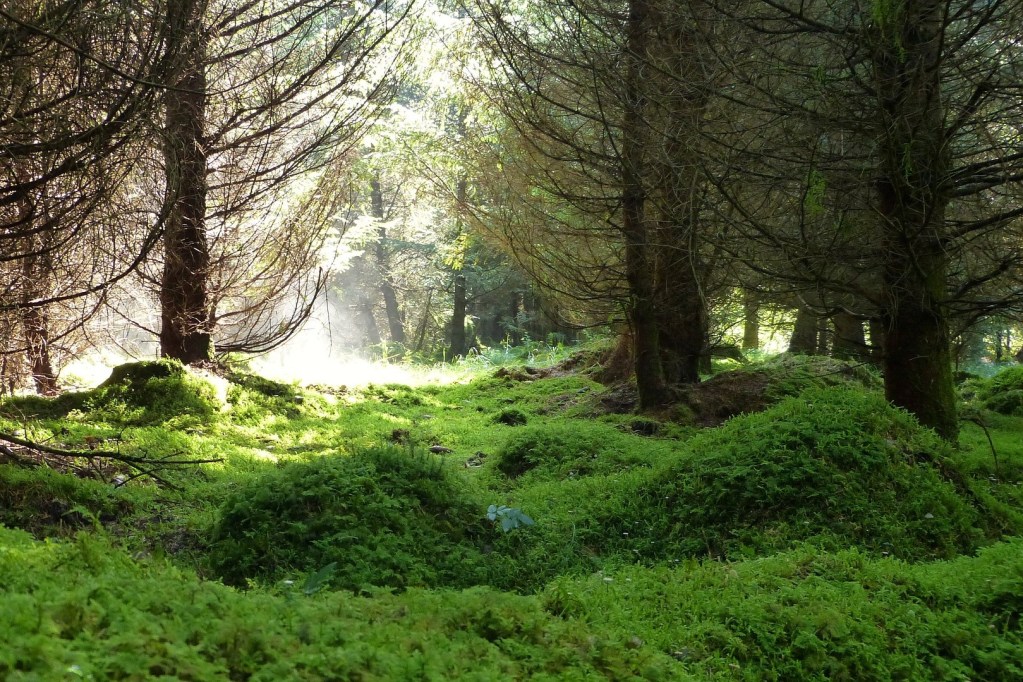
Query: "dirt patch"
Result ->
[[676, 370, 773, 427], [599, 383, 639, 413]]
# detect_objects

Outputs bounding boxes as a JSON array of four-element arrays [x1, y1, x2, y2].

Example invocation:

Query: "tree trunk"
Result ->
[[14, 159, 59, 395], [873, 0, 956, 440], [623, 0, 667, 407], [831, 312, 866, 361], [450, 273, 467, 357], [161, 0, 213, 364], [413, 289, 433, 354], [359, 295, 381, 346], [21, 303, 58, 396], [19, 247, 58, 395], [788, 307, 818, 354], [742, 291, 759, 350], [509, 291, 521, 344], [370, 178, 405, 344], [649, 1, 711, 386], [449, 177, 469, 359]]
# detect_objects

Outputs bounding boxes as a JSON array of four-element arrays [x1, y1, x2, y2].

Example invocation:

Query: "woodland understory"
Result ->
[[1, 345, 1022, 680], [4, 0, 1023, 678]]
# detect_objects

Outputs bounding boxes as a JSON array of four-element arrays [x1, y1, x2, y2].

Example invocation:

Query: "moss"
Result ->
[[0, 528, 676, 680], [979, 366, 1023, 416], [544, 540, 1023, 681], [208, 447, 495, 591], [88, 360, 221, 425], [493, 420, 655, 481], [625, 387, 990, 560], [0, 466, 138, 537]]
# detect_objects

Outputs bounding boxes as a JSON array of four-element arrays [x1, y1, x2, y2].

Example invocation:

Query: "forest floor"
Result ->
[[1, 345, 1022, 680]]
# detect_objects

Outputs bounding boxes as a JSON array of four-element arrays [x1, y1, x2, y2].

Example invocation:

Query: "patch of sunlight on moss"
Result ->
[[251, 353, 470, 388]]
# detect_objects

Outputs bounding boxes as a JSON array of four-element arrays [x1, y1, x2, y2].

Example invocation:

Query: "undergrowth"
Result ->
[[0, 353, 1021, 679]]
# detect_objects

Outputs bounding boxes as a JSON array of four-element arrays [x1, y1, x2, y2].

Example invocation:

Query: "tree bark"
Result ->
[[623, 0, 668, 407], [650, 3, 711, 386], [873, 0, 956, 440], [742, 291, 759, 351], [450, 273, 467, 357], [14, 158, 59, 395], [160, 0, 213, 364], [788, 307, 818, 354], [19, 245, 58, 395], [831, 312, 866, 361]]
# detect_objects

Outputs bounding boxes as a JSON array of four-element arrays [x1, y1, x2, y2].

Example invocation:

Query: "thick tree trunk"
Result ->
[[873, 0, 956, 440], [655, 256, 706, 384], [742, 291, 759, 350], [831, 311, 867, 361], [21, 305, 57, 396], [649, 1, 711, 386], [788, 307, 818, 354], [623, 0, 667, 407], [161, 0, 212, 364], [370, 178, 405, 345], [14, 160, 59, 395], [880, 249, 955, 439]]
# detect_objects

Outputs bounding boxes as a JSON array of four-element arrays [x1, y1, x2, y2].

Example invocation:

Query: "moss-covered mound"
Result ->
[[978, 366, 1023, 416], [91, 360, 220, 425], [679, 354, 881, 425], [208, 448, 493, 591], [0, 466, 134, 537], [494, 420, 652, 480], [619, 387, 989, 560]]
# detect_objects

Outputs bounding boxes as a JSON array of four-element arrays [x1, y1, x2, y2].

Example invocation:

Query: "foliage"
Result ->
[[0, 353, 1021, 679], [625, 387, 989, 561], [544, 540, 1023, 681], [754, 354, 881, 400], [0, 527, 675, 680], [207, 447, 495, 591], [92, 361, 221, 424], [493, 420, 653, 481], [0, 466, 140, 538], [487, 504, 535, 532], [978, 366, 1023, 416]]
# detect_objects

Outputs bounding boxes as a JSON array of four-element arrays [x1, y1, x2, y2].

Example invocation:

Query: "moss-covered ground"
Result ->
[[1, 350, 1021, 680]]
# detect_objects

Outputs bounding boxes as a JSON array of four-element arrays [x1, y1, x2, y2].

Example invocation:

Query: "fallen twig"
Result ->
[[0, 431, 223, 489]]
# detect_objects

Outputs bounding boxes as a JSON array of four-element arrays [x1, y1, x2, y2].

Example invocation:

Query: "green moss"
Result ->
[[493, 420, 657, 481], [0, 527, 676, 681], [0, 466, 141, 537], [90, 360, 221, 425], [208, 447, 495, 591], [979, 366, 1023, 416], [544, 541, 1023, 681], [626, 387, 989, 560]]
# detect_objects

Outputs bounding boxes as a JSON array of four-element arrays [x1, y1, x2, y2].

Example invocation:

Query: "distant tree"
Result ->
[[0, 0, 177, 390], [705, 0, 1023, 439], [154, 0, 409, 363], [470, 0, 720, 406]]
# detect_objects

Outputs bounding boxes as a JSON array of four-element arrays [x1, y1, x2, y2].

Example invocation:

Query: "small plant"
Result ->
[[487, 504, 535, 532]]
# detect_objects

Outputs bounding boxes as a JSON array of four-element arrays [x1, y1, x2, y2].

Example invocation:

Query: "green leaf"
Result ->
[[302, 562, 338, 595]]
